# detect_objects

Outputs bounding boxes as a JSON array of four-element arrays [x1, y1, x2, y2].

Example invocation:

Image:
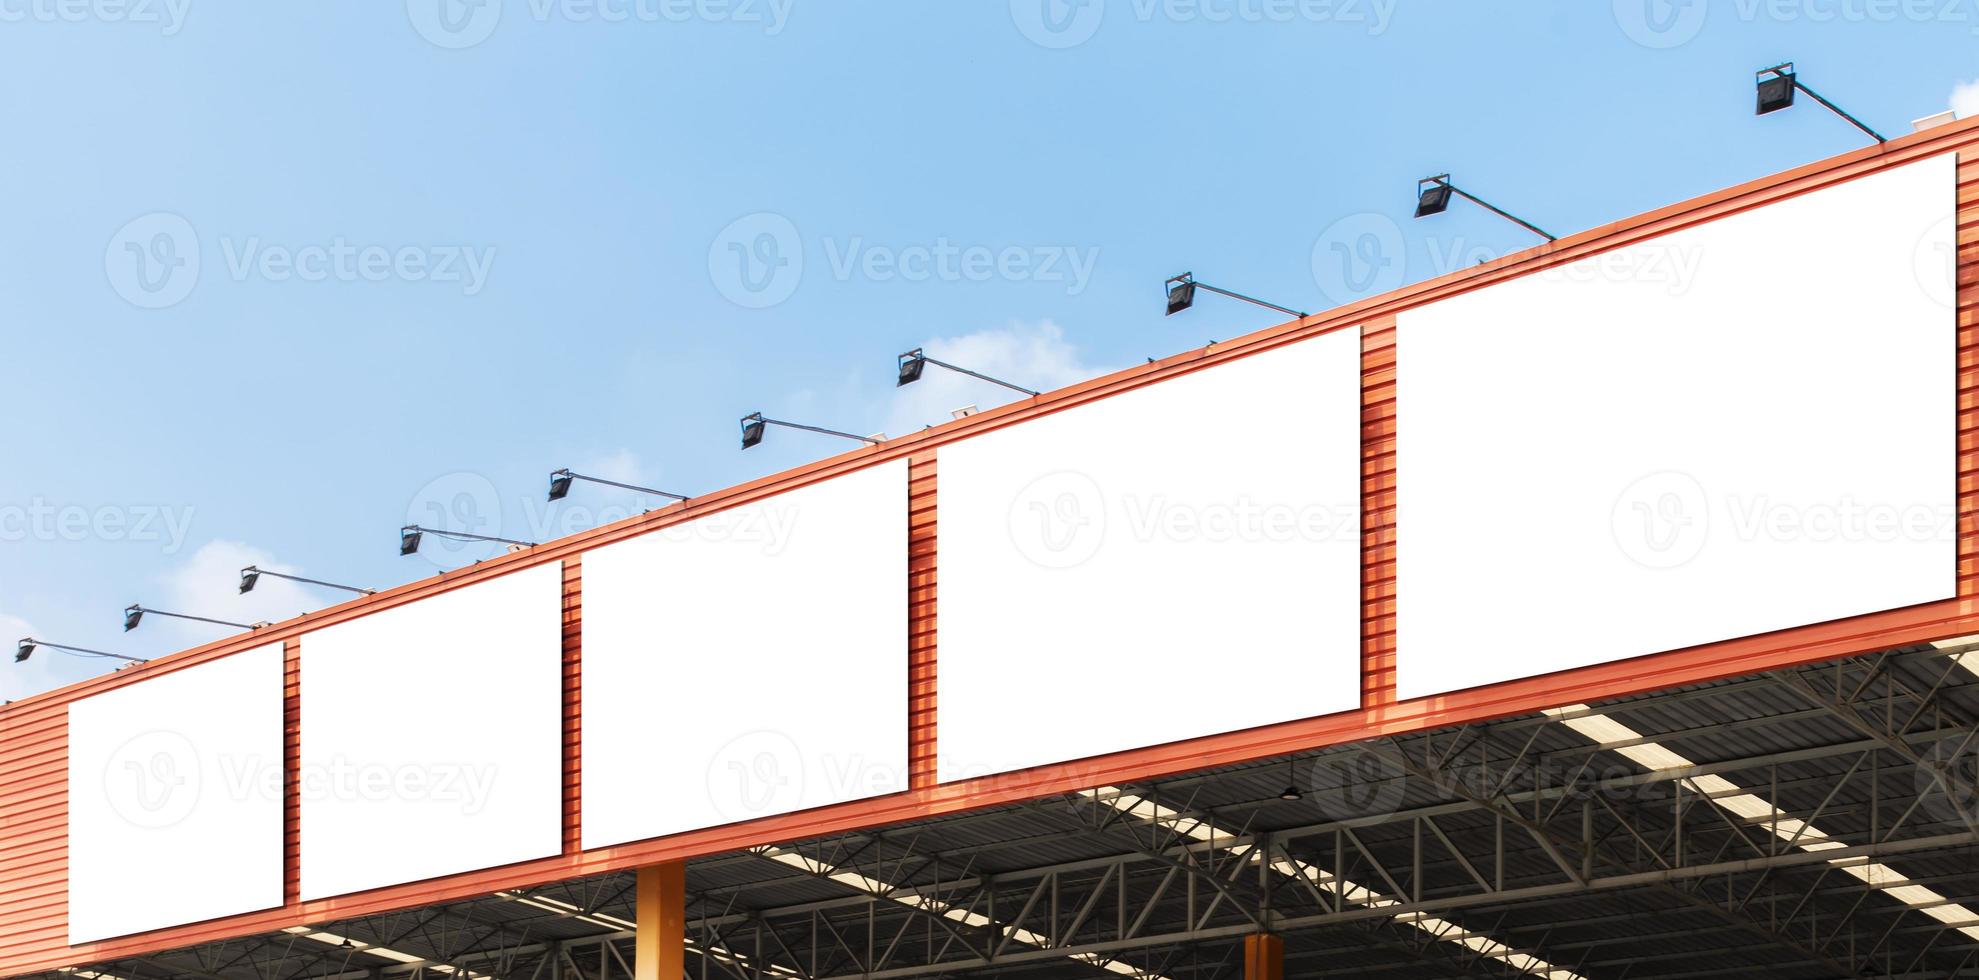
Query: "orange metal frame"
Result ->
[[2, 119, 1976, 977]]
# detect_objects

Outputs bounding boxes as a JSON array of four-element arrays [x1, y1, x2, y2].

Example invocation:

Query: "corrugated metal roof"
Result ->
[[36, 645, 1979, 980]]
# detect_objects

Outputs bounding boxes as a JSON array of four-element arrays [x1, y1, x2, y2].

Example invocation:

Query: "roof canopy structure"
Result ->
[[4, 116, 1977, 980]]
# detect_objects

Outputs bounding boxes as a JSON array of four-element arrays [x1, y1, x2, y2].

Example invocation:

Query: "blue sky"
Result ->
[[1, 1, 1974, 700]]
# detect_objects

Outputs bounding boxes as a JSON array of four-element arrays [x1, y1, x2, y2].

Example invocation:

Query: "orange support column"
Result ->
[[1243, 934, 1284, 980], [635, 863, 686, 980]]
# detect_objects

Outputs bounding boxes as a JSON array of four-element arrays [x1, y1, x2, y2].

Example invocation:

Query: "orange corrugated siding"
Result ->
[[1361, 317, 1398, 707], [908, 453, 939, 790], [1958, 151, 1978, 603], [282, 639, 300, 906], [3, 122, 1978, 979], [0, 695, 66, 963], [562, 557, 583, 858]]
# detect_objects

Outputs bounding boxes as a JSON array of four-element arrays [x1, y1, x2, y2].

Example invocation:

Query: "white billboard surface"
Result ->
[[581, 460, 910, 849], [300, 563, 563, 899], [68, 643, 285, 943], [937, 331, 1365, 779], [1397, 154, 1957, 700]]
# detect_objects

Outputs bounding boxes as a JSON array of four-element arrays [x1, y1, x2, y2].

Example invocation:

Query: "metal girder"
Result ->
[[45, 648, 1979, 980]]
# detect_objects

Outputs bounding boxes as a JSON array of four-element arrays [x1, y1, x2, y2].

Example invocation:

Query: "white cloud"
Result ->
[[1, 613, 56, 703], [0, 612, 123, 704], [146, 540, 329, 648], [1, 542, 328, 708], [582, 448, 646, 486], [883, 321, 1119, 439], [1953, 79, 1979, 119]]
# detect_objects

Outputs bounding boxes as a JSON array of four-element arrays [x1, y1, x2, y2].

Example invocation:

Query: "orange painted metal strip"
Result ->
[[908, 452, 939, 790], [1362, 316, 1398, 708], [633, 863, 685, 980], [563, 556, 583, 857]]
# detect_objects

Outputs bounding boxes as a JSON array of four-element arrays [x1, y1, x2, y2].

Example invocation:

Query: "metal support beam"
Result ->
[[637, 864, 686, 980], [1241, 934, 1282, 980]]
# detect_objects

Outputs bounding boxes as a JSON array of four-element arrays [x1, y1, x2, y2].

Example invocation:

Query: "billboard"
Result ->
[[938, 330, 1366, 779], [581, 460, 910, 848], [67, 644, 284, 942], [1396, 154, 1957, 700], [298, 563, 564, 899]]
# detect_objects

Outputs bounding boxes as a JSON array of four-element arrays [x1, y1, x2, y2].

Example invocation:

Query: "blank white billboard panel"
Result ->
[[581, 460, 909, 849], [68, 643, 285, 943], [1397, 154, 1957, 700], [300, 563, 563, 899], [938, 331, 1365, 779]]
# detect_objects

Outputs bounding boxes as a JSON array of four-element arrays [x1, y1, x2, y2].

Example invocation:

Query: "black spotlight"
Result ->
[[740, 413, 768, 449], [1756, 64, 1797, 115], [239, 567, 262, 594], [123, 605, 144, 632], [1164, 275, 1197, 316], [1414, 177, 1454, 218], [548, 469, 575, 502], [14, 639, 33, 663], [896, 350, 928, 387], [398, 526, 424, 556], [1277, 757, 1303, 801]]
